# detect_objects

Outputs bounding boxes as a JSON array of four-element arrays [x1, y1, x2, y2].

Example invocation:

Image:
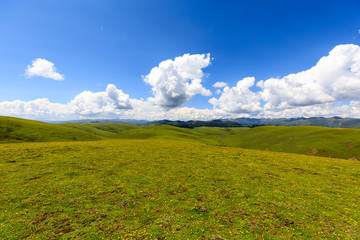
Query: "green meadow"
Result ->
[[0, 116, 101, 143], [1, 116, 360, 239]]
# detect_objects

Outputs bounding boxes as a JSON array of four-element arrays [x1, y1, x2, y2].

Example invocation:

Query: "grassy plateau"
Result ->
[[1, 116, 360, 239]]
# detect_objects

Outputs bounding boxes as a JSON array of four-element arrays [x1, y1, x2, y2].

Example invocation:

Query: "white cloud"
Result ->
[[70, 84, 131, 116], [209, 77, 262, 114], [144, 53, 212, 108], [25, 58, 64, 80], [3, 46, 360, 121], [260, 101, 360, 119], [209, 45, 360, 115], [257, 44, 360, 110], [0, 98, 75, 120], [0, 84, 132, 120], [213, 82, 228, 88]]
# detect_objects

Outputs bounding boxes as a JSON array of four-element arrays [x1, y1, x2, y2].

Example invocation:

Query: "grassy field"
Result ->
[[0, 116, 102, 143], [1, 139, 359, 239], [59, 122, 141, 139], [2, 116, 360, 160], [60, 121, 360, 160], [194, 126, 360, 160]]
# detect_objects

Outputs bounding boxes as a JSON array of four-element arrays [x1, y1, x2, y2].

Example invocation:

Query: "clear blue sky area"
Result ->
[[0, 0, 360, 120]]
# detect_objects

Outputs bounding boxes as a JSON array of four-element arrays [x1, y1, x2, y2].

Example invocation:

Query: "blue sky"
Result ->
[[1, 0, 360, 120]]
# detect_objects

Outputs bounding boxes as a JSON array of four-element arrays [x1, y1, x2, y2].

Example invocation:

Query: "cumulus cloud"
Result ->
[[70, 84, 131, 116], [0, 98, 75, 120], [260, 101, 360, 119], [3, 46, 360, 121], [209, 77, 262, 114], [213, 82, 228, 88], [257, 44, 360, 110], [144, 53, 212, 108], [25, 58, 64, 80], [0, 84, 132, 120]]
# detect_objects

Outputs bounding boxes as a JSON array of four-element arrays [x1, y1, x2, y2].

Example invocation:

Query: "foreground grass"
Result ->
[[1, 139, 359, 239]]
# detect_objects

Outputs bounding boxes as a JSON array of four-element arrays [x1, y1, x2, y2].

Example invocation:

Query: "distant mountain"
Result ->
[[48, 119, 150, 124], [150, 119, 261, 128], [47, 117, 360, 129], [228, 117, 360, 128]]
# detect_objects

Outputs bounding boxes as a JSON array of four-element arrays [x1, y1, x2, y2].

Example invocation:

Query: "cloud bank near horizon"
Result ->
[[2, 44, 360, 121]]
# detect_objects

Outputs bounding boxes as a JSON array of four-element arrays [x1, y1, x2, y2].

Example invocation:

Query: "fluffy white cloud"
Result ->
[[25, 58, 64, 80], [0, 98, 75, 120], [144, 53, 212, 108], [260, 101, 360, 119], [209, 77, 262, 114], [213, 82, 228, 88], [0, 84, 132, 120], [70, 84, 131, 116], [119, 99, 231, 121], [3, 46, 360, 121], [257, 44, 360, 110]]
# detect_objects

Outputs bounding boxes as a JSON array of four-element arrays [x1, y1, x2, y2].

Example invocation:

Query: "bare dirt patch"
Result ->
[[308, 148, 318, 155]]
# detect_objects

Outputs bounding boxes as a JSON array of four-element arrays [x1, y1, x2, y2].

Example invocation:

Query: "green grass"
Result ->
[[3, 116, 360, 160], [1, 139, 359, 239], [220, 126, 360, 160], [61, 121, 360, 160], [59, 122, 141, 138], [0, 116, 102, 143], [115, 125, 220, 145]]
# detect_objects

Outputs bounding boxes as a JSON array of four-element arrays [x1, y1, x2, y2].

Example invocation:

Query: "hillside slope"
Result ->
[[220, 126, 360, 160], [2, 116, 360, 160], [116, 125, 220, 145], [47, 120, 360, 160], [0, 116, 102, 143], [59, 122, 141, 138]]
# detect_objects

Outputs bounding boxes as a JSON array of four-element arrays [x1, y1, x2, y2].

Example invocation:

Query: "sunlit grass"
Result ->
[[0, 116, 101, 143], [3, 116, 360, 160], [194, 126, 360, 159], [1, 139, 359, 239]]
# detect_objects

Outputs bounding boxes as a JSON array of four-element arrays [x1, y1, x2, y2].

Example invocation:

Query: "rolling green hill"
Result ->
[[0, 116, 102, 143], [59, 122, 141, 138], [192, 126, 360, 160], [115, 125, 220, 145], [219, 126, 360, 160], [2, 116, 360, 160]]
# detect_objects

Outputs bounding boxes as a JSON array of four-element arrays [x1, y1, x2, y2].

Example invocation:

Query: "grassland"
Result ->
[[60, 122, 360, 160], [2, 116, 360, 160], [0, 116, 101, 143], [59, 122, 141, 139], [1, 139, 359, 239], [194, 126, 360, 160], [1, 117, 360, 238]]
